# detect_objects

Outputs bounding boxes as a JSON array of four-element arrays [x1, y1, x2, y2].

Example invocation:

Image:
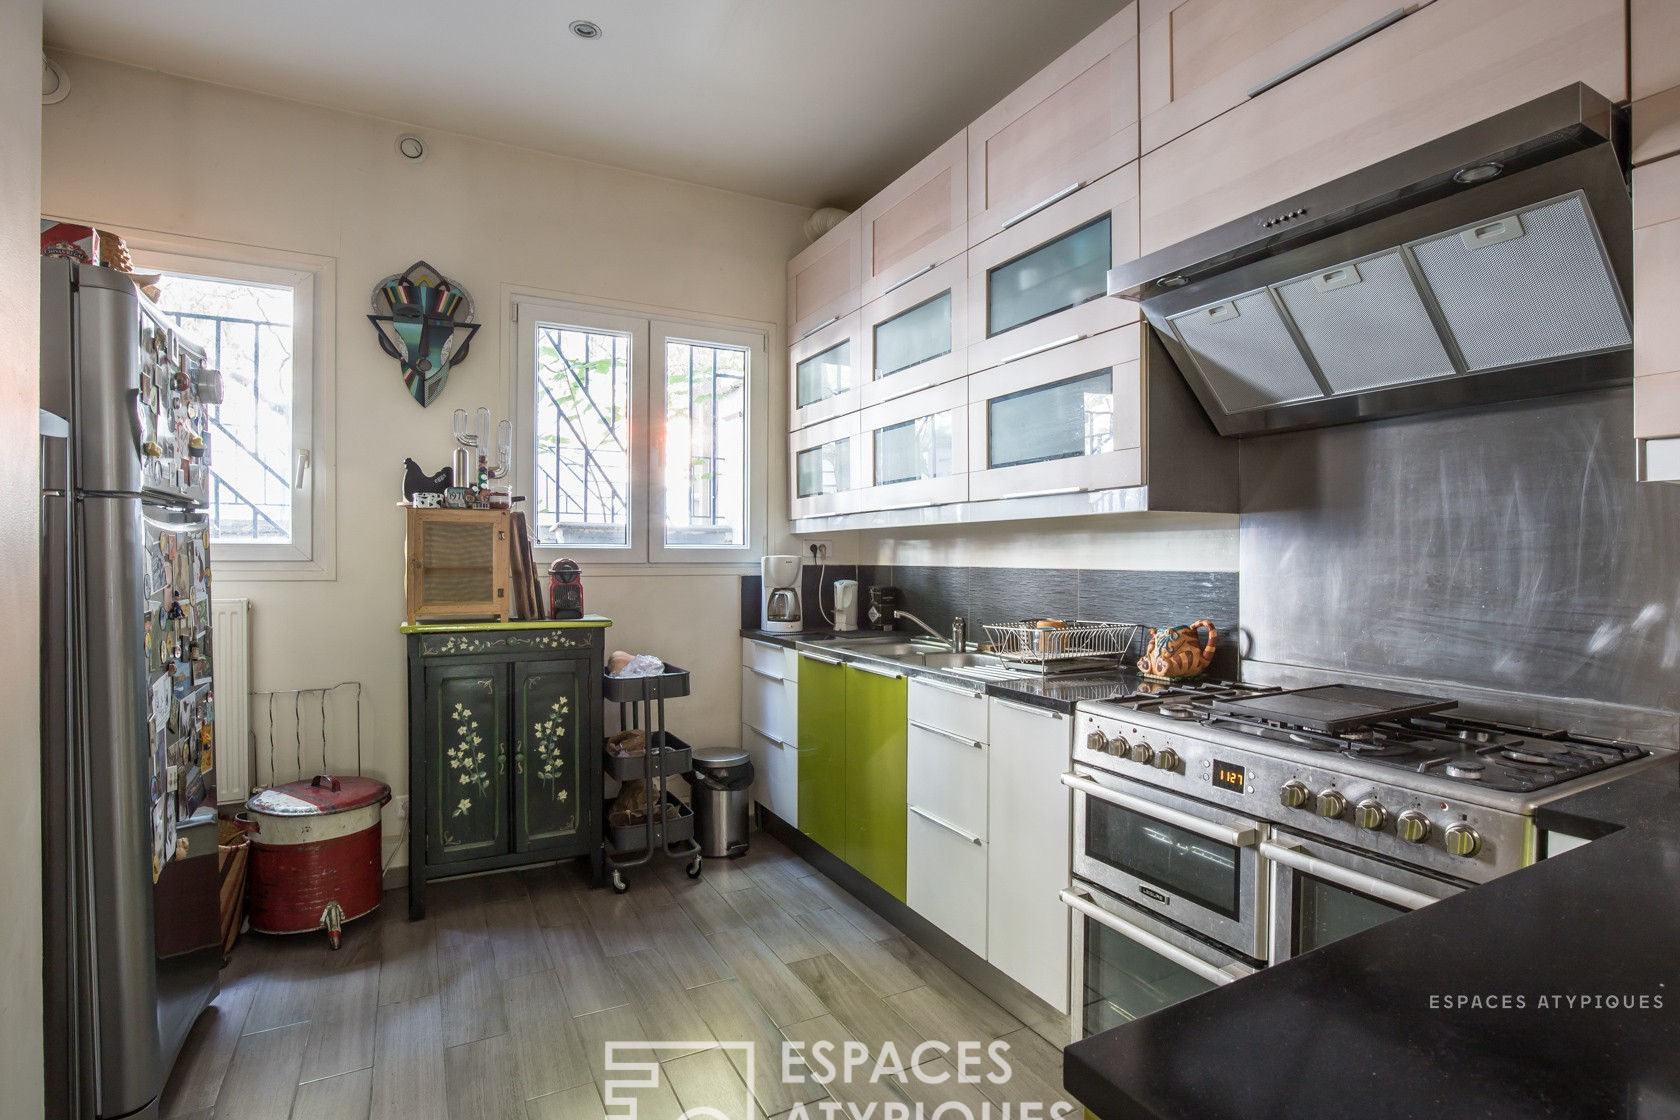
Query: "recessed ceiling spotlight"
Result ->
[[1453, 162, 1503, 185], [569, 19, 603, 40], [395, 134, 428, 163]]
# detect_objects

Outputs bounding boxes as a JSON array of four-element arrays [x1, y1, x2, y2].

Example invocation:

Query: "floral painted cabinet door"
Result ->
[[424, 662, 511, 865], [513, 659, 590, 851]]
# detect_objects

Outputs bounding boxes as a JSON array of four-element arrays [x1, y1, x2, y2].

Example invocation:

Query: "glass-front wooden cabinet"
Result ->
[[790, 311, 862, 430], [859, 380, 969, 508], [860, 256, 968, 408], [790, 412, 863, 519]]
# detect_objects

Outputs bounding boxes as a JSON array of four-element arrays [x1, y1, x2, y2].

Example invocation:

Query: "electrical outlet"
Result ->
[[396, 795, 410, 820], [805, 540, 832, 562]]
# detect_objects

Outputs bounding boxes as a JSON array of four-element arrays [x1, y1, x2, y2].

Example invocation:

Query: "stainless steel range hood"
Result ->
[[1109, 85, 1632, 437]]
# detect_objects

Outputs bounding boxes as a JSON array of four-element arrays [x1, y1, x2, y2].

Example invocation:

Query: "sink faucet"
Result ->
[[951, 615, 967, 652], [894, 610, 954, 650]]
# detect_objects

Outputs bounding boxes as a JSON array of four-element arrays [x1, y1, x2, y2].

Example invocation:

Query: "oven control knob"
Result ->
[[1085, 730, 1110, 754], [1109, 734, 1131, 757], [1444, 823, 1482, 858], [1153, 747, 1180, 771], [1353, 799, 1387, 831], [1315, 790, 1347, 819], [1128, 741, 1155, 766], [1397, 811, 1432, 844], [1279, 781, 1311, 810]]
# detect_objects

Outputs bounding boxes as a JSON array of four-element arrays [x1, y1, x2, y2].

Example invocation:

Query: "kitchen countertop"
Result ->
[[741, 627, 1149, 713], [1063, 755, 1680, 1120]]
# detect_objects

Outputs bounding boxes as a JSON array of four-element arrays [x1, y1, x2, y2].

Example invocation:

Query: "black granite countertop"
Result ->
[[1064, 755, 1680, 1120]]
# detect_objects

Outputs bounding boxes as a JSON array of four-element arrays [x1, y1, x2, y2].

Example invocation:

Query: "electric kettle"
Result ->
[[833, 580, 858, 631]]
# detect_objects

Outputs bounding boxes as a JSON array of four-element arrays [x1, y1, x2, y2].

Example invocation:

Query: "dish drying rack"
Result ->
[[981, 620, 1143, 672]]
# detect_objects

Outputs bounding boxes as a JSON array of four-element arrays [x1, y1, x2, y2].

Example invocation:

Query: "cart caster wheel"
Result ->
[[687, 858, 703, 879], [611, 870, 629, 894]]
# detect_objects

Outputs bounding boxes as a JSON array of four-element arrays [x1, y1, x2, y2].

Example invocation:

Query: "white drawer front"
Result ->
[[907, 675, 988, 741], [907, 808, 988, 957], [742, 639, 789, 677], [907, 722, 988, 840], [744, 723, 798, 826], [742, 669, 792, 744]]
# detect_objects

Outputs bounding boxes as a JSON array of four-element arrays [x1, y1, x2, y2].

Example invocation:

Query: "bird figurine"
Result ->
[[402, 457, 453, 503]]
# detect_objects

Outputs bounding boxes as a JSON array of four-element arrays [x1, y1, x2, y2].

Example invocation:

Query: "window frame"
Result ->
[[512, 295, 767, 567], [121, 231, 335, 579]]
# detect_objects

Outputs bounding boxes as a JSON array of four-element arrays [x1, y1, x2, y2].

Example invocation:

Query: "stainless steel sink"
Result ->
[[804, 637, 945, 657], [907, 651, 1008, 669]]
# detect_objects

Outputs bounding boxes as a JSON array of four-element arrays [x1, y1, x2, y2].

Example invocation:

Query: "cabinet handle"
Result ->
[[1006, 484, 1089, 499], [1000, 333, 1085, 365], [851, 662, 905, 680], [908, 804, 983, 846], [744, 666, 785, 682], [908, 719, 983, 750], [1059, 889, 1251, 987], [1000, 181, 1086, 230], [992, 697, 1064, 719], [882, 262, 937, 296], [1260, 841, 1443, 911], [912, 676, 984, 701], [1246, 6, 1416, 98], [800, 652, 844, 667], [798, 315, 842, 341]]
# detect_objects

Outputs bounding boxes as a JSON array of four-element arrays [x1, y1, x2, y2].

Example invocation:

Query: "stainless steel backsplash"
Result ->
[[1239, 385, 1680, 746]]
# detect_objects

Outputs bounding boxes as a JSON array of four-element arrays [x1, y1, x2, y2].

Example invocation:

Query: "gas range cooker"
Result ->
[[1075, 680, 1661, 883]]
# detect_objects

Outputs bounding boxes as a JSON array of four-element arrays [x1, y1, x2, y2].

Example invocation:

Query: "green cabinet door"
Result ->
[[796, 654, 848, 853], [843, 664, 908, 902], [425, 661, 510, 865], [513, 656, 593, 852]]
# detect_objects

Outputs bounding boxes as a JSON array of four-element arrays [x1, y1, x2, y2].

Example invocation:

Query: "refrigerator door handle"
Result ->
[[142, 505, 210, 532], [125, 388, 143, 459]]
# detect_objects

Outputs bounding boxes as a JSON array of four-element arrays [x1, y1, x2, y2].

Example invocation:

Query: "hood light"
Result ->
[[1453, 162, 1504, 185]]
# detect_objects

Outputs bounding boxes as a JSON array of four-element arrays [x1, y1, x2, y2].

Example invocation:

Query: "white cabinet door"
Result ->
[[791, 311, 863, 431], [745, 724, 798, 827], [743, 666, 792, 745], [860, 131, 969, 304], [788, 213, 862, 343], [986, 697, 1072, 1012], [907, 808, 988, 956], [856, 381, 970, 511], [790, 411, 865, 520], [860, 256, 969, 409], [907, 721, 987, 840]]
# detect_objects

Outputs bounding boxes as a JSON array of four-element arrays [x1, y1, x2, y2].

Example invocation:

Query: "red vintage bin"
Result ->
[[244, 773, 391, 949]]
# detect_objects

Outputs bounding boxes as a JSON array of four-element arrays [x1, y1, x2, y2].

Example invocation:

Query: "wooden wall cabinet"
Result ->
[[1632, 0, 1680, 165], [859, 255, 968, 408], [790, 311, 863, 431], [966, 4, 1138, 247], [788, 213, 862, 343], [859, 132, 968, 304], [405, 622, 607, 917], [1138, 0, 1627, 254], [1634, 154, 1680, 481]]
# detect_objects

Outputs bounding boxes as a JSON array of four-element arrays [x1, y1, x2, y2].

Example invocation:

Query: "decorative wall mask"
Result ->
[[367, 261, 480, 406]]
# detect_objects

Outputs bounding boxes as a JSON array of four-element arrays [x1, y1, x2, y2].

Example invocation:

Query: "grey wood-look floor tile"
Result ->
[[444, 1033, 526, 1120], [484, 893, 553, 981], [523, 873, 584, 928], [160, 969, 258, 1116], [612, 947, 718, 1059], [888, 1055, 1001, 1113], [625, 869, 678, 915], [291, 1067, 372, 1120], [641, 903, 734, 987], [501, 970, 592, 1100], [663, 1047, 768, 1120], [692, 854, 757, 894], [792, 873, 898, 940], [785, 955, 924, 1063], [579, 885, 655, 956], [542, 911, 630, 1017], [667, 875, 750, 937], [724, 887, 825, 964], [687, 980, 826, 1116], [172, 1109, 213, 1120], [299, 951, 380, 1082], [377, 912, 439, 1006], [884, 983, 1012, 1056], [793, 909, 922, 998], [213, 1020, 308, 1120], [435, 903, 510, 1048], [777, 1014, 904, 1112], [881, 936, 1025, 1040], [369, 994, 446, 1120], [241, 936, 324, 1034], [522, 1082, 605, 1120], [706, 928, 826, 1027], [742, 864, 828, 918], [572, 1003, 687, 1119], [986, 1026, 1080, 1111]]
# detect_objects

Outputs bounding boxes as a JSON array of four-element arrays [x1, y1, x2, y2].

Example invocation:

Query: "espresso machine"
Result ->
[[761, 555, 803, 633]]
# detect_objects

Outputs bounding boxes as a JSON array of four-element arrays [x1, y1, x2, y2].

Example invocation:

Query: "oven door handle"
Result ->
[[1060, 773, 1259, 847], [1060, 889, 1255, 987], [1260, 841, 1443, 912]]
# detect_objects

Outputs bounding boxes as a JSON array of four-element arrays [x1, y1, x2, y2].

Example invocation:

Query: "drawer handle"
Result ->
[[798, 315, 842, 341], [744, 666, 784, 682], [1059, 889, 1251, 987], [912, 677, 984, 701], [882, 262, 937, 296], [852, 661, 905, 680], [800, 652, 844, 666], [1005, 485, 1088, 499], [1246, 6, 1416, 99], [999, 333, 1085, 365], [909, 719, 984, 750], [909, 804, 983, 846], [1000, 181, 1086, 230], [993, 697, 1064, 719]]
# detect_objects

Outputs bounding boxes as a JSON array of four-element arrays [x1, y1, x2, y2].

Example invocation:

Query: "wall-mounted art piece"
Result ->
[[367, 260, 481, 406]]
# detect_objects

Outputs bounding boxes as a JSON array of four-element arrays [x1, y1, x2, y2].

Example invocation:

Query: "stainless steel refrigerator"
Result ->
[[41, 257, 224, 1120]]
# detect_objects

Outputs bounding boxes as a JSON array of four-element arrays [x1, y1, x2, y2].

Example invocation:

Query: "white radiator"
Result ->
[[211, 597, 252, 805]]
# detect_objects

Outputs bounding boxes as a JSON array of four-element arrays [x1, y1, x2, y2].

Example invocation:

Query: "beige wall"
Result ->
[[2, 5, 44, 1116], [42, 54, 807, 870]]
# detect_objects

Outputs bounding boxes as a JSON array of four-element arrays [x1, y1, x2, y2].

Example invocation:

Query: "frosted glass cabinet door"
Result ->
[[860, 256, 968, 408], [790, 412, 863, 520], [857, 380, 969, 510], [968, 325, 1144, 501], [789, 311, 862, 431], [967, 165, 1140, 374]]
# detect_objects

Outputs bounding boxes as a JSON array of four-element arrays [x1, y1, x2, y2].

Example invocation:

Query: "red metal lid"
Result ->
[[245, 773, 392, 817]]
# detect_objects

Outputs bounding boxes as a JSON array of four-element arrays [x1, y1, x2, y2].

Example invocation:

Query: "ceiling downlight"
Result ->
[[568, 20, 603, 40]]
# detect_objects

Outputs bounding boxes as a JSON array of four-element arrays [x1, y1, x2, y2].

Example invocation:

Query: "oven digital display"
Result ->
[[1212, 760, 1246, 793]]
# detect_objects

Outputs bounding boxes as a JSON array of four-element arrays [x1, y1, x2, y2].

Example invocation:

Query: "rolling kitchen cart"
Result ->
[[602, 664, 702, 892]]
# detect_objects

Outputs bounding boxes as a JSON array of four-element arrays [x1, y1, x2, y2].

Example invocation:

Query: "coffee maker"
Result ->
[[761, 555, 803, 633]]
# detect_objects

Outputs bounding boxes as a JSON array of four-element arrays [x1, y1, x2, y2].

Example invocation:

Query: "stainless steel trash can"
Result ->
[[691, 746, 754, 859]]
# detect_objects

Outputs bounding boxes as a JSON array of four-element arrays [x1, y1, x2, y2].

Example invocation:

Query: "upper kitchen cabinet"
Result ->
[[859, 132, 968, 304], [1634, 154, 1680, 483], [967, 164, 1139, 375], [787, 212, 862, 344], [1632, 0, 1680, 165], [1136, 0, 1426, 155], [966, 4, 1139, 247], [860, 256, 967, 408], [790, 311, 863, 430], [1138, 0, 1627, 254]]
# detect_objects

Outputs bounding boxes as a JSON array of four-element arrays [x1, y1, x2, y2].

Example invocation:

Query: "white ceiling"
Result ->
[[44, 0, 1126, 209]]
